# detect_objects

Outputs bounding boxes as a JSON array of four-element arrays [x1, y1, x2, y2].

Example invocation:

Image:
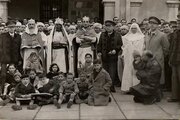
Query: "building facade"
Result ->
[[0, 0, 179, 23]]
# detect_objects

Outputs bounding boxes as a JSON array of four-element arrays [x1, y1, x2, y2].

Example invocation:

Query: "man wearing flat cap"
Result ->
[[145, 16, 169, 90], [97, 20, 122, 92], [0, 20, 22, 94]]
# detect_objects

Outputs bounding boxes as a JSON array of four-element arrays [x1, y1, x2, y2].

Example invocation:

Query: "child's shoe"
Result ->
[[67, 101, 73, 108], [53, 99, 61, 109], [27, 104, 38, 110], [11, 105, 22, 111]]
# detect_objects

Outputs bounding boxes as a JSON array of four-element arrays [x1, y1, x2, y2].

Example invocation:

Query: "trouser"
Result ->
[[58, 93, 76, 104], [0, 63, 7, 94], [171, 65, 180, 99], [164, 56, 172, 91], [103, 60, 119, 86]]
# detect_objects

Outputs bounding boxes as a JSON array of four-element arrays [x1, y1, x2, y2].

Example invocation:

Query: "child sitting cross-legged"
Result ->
[[12, 74, 37, 111], [75, 73, 89, 104], [33, 74, 59, 108], [57, 73, 79, 109]]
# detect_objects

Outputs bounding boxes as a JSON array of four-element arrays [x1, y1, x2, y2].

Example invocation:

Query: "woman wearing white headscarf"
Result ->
[[121, 23, 145, 92]]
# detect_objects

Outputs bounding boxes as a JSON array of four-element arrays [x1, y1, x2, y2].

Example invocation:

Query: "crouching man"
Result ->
[[130, 50, 162, 105]]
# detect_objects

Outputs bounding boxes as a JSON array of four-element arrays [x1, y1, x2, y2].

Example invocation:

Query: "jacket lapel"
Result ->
[[94, 69, 103, 81]]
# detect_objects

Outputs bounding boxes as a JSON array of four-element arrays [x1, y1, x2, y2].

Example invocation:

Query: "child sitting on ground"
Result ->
[[75, 73, 89, 104], [52, 72, 65, 85], [12, 74, 37, 111], [34, 74, 59, 107], [57, 73, 79, 109], [2, 64, 21, 98], [0, 72, 21, 106], [46, 63, 60, 79], [27, 69, 39, 87], [88, 59, 112, 106]]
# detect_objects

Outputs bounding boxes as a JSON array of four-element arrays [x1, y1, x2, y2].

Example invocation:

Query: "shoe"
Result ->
[[110, 86, 116, 93], [0, 99, 10, 106], [133, 97, 142, 103], [109, 97, 112, 102], [67, 101, 73, 108], [56, 103, 61, 109], [11, 105, 22, 111], [27, 104, 38, 110], [167, 98, 180, 102]]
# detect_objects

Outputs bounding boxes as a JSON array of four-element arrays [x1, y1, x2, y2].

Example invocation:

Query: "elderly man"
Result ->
[[97, 20, 122, 92], [130, 50, 162, 105], [93, 23, 102, 44], [145, 16, 169, 87], [21, 19, 44, 72], [0, 20, 22, 94], [168, 12, 180, 102], [74, 16, 97, 77]]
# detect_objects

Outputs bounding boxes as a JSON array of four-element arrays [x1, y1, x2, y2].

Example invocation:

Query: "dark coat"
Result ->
[[97, 31, 122, 62], [131, 58, 162, 96], [169, 30, 180, 65], [88, 68, 112, 106], [14, 82, 35, 98], [0, 32, 22, 64]]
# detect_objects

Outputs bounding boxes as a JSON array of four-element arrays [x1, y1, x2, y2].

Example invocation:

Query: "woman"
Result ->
[[121, 23, 145, 92]]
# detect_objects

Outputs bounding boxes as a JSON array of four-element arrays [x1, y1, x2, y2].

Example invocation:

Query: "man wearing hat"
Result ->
[[168, 12, 180, 102], [0, 20, 22, 94], [145, 16, 169, 89], [97, 20, 122, 92]]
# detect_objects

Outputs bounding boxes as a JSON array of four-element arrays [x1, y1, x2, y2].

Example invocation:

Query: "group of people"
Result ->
[[0, 12, 179, 110]]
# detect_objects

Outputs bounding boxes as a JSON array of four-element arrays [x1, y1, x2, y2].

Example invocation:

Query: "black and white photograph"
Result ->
[[0, 0, 180, 119]]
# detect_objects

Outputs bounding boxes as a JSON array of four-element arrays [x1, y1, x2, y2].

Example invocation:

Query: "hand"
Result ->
[[18, 61, 22, 65], [97, 53, 102, 57], [79, 35, 85, 39], [49, 88, 54, 93], [111, 50, 116, 54]]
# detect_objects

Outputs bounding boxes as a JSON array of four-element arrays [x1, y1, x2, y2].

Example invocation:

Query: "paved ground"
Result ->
[[0, 87, 179, 120]]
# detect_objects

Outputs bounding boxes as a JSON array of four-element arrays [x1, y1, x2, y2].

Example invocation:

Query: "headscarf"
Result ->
[[37, 22, 45, 27], [124, 23, 144, 41]]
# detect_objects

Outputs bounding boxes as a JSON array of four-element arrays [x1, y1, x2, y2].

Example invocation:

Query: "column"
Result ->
[[0, 0, 9, 22], [103, 0, 115, 21], [166, 0, 180, 21]]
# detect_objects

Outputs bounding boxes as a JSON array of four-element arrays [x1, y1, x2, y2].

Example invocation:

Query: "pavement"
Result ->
[[0, 87, 179, 120]]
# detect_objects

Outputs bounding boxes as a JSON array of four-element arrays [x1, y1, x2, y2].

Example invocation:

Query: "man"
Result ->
[[145, 16, 169, 86], [121, 19, 127, 26], [168, 12, 180, 102], [97, 20, 122, 92], [113, 17, 119, 25], [169, 21, 177, 32], [21, 19, 44, 72], [141, 18, 150, 34], [0, 20, 22, 94], [93, 23, 102, 44], [130, 50, 162, 105], [162, 22, 173, 91], [47, 18, 69, 73], [15, 22, 23, 35], [74, 16, 96, 77]]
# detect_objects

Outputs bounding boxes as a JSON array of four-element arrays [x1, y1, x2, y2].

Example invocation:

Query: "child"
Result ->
[[46, 63, 60, 79], [3, 64, 21, 97], [34, 74, 59, 107], [28, 69, 39, 87], [58, 73, 79, 109], [0, 72, 21, 106], [12, 74, 37, 111], [52, 72, 65, 86], [78, 53, 93, 78], [88, 59, 112, 106], [75, 73, 89, 104], [25, 52, 43, 74]]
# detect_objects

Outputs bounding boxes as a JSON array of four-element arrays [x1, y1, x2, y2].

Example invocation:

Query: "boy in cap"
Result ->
[[12, 74, 37, 110]]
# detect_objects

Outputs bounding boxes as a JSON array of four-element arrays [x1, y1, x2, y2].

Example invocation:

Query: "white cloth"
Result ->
[[47, 25, 69, 72], [121, 23, 145, 92], [68, 34, 76, 74]]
